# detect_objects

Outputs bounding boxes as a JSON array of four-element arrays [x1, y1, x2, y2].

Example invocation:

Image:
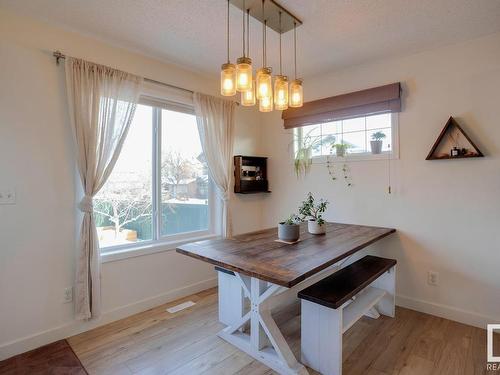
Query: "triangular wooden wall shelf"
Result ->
[[426, 117, 484, 160]]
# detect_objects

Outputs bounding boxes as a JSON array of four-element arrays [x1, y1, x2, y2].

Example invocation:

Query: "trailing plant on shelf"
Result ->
[[298, 192, 329, 234], [370, 131, 386, 154], [326, 142, 353, 187], [293, 129, 321, 178], [278, 213, 302, 242]]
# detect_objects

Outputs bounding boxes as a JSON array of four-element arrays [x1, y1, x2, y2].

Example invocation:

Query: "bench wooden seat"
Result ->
[[298, 255, 397, 375], [298, 255, 396, 309]]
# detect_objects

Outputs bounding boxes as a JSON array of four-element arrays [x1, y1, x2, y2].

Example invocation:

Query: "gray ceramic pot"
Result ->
[[278, 223, 300, 242], [370, 140, 383, 154]]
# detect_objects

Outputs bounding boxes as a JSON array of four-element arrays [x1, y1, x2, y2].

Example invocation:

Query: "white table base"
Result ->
[[217, 262, 348, 375]]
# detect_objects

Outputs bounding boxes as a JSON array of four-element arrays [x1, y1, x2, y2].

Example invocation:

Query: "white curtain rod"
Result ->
[[53, 50, 239, 105]]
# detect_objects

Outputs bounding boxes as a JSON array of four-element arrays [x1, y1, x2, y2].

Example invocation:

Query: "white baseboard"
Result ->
[[396, 294, 499, 330], [2, 283, 495, 361], [0, 277, 217, 361]]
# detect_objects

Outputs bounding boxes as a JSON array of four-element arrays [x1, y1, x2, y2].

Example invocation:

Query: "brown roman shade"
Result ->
[[282, 82, 401, 129]]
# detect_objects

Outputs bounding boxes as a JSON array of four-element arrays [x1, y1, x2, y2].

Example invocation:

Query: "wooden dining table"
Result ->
[[176, 222, 395, 375]]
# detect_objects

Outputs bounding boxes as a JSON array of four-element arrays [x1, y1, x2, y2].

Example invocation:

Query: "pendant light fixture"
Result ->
[[274, 11, 288, 110], [241, 9, 256, 106], [219, 0, 302, 111], [257, 20, 273, 112], [236, 0, 252, 92], [221, 0, 236, 96], [289, 21, 303, 107], [259, 95, 273, 112], [256, 0, 272, 105]]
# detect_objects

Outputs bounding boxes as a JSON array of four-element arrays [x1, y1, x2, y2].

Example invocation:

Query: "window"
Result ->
[[294, 113, 398, 160], [94, 100, 212, 251]]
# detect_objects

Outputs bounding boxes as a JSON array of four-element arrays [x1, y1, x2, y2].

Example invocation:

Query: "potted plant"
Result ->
[[332, 142, 350, 157], [278, 214, 302, 242], [292, 128, 323, 177], [370, 131, 386, 154], [298, 192, 329, 234]]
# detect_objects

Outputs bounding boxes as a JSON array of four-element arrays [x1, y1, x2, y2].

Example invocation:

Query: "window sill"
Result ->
[[100, 233, 220, 263], [311, 152, 399, 163]]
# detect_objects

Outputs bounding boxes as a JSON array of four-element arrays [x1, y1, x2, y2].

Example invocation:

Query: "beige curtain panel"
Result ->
[[193, 93, 236, 239], [282, 82, 401, 129], [65, 57, 143, 320]]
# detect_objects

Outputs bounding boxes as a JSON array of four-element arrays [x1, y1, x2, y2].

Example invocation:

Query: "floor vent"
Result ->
[[166, 301, 196, 314]]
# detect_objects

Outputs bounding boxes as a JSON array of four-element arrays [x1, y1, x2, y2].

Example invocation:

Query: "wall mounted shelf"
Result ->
[[234, 155, 270, 194], [426, 116, 484, 160]]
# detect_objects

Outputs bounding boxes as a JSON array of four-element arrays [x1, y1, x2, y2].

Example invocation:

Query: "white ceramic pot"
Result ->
[[308, 220, 326, 235]]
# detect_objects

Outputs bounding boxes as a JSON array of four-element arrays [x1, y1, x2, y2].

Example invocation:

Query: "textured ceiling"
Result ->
[[2, 0, 500, 78]]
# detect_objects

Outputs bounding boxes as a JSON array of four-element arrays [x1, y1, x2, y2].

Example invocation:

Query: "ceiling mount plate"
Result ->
[[230, 0, 302, 34]]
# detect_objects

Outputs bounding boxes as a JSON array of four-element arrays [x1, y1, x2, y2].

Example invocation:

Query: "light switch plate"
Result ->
[[0, 188, 16, 205]]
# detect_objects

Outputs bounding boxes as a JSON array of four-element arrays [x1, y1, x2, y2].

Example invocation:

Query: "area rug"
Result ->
[[0, 339, 87, 374]]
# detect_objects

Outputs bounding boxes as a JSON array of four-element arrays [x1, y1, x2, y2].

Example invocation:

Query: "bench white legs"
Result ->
[[300, 266, 396, 375], [301, 299, 343, 375]]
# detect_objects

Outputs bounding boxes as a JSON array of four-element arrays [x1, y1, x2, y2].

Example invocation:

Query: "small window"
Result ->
[[94, 101, 213, 251], [294, 113, 398, 160]]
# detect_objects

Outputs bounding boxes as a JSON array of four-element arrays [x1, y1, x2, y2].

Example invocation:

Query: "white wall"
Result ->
[[0, 9, 263, 359], [261, 32, 500, 329]]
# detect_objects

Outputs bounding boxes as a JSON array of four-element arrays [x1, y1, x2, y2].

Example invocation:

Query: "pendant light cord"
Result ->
[[262, 0, 266, 66], [242, 0, 246, 57], [246, 9, 250, 56], [279, 11, 282, 75], [293, 21, 297, 79], [227, 0, 230, 63]]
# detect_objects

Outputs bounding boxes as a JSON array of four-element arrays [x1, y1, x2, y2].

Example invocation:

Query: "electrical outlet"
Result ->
[[0, 187, 16, 205], [63, 287, 73, 303], [427, 271, 439, 286]]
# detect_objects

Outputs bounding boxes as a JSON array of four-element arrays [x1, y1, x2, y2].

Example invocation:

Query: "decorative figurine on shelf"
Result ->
[[451, 147, 460, 157]]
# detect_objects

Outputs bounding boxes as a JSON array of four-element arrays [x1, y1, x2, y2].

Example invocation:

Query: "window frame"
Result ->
[[294, 113, 399, 163], [99, 96, 218, 261]]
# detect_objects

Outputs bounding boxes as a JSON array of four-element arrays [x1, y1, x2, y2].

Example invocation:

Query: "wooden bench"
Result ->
[[298, 255, 397, 375]]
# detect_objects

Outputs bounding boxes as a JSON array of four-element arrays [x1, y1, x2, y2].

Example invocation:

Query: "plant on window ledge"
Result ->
[[293, 129, 321, 177], [370, 131, 386, 154], [332, 141, 351, 157], [298, 192, 329, 234], [326, 142, 353, 187]]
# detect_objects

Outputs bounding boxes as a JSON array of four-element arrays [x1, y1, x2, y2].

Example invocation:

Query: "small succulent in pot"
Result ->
[[332, 142, 351, 157], [278, 214, 302, 242], [298, 192, 329, 235], [370, 131, 386, 154]]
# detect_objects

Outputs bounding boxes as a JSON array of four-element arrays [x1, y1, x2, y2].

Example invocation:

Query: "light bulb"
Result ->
[[236, 57, 253, 92], [289, 79, 303, 107], [220, 63, 236, 96], [274, 75, 289, 110], [241, 81, 256, 106], [256, 67, 272, 99], [259, 95, 273, 112]]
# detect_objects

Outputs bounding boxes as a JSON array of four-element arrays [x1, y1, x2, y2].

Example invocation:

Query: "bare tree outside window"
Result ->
[[94, 172, 152, 240], [161, 150, 196, 200]]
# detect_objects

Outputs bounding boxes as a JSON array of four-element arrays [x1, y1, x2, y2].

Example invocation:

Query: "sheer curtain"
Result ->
[[65, 57, 143, 320], [193, 93, 236, 238]]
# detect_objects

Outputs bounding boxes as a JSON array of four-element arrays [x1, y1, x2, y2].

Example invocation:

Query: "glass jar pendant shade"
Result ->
[[289, 78, 303, 107], [241, 81, 256, 106], [236, 58, 252, 92], [256, 67, 272, 99], [274, 75, 289, 110], [221, 63, 237, 96], [259, 95, 273, 112]]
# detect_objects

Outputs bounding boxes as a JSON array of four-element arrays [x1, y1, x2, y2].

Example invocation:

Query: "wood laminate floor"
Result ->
[[68, 287, 498, 375]]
